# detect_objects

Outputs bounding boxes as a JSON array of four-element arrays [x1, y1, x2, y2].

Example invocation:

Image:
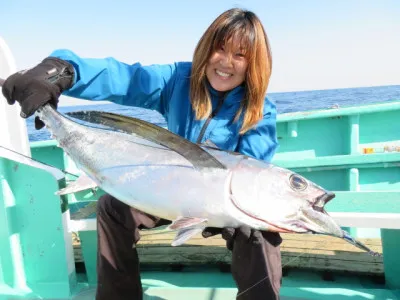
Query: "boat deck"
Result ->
[[3, 267, 399, 299], [68, 267, 397, 300], [73, 230, 383, 276]]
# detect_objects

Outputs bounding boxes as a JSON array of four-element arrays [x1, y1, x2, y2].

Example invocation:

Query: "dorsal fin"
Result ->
[[66, 111, 226, 171], [201, 139, 219, 149]]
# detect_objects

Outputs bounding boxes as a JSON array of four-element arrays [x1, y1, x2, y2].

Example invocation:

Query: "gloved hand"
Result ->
[[2, 57, 74, 129], [202, 227, 243, 250], [202, 226, 236, 250]]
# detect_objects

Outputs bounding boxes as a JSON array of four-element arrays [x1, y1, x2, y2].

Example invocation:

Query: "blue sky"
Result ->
[[1, 0, 399, 106]]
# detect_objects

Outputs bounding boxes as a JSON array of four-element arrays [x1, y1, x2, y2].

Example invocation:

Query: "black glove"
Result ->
[[203, 226, 263, 251], [2, 57, 74, 129], [202, 227, 235, 250], [202, 227, 223, 238], [202, 226, 249, 250]]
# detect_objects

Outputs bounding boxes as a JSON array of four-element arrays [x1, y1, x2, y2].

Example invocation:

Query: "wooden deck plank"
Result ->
[[72, 231, 383, 275]]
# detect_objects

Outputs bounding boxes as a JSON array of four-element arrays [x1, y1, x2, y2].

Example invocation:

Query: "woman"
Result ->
[[2, 8, 282, 300]]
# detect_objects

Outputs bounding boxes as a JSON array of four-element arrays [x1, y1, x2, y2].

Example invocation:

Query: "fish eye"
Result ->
[[289, 174, 308, 191]]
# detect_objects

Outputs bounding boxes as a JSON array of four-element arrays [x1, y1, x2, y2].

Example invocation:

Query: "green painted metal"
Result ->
[[325, 191, 400, 213], [30, 142, 66, 173], [0, 157, 15, 293], [276, 152, 400, 169], [381, 229, 400, 289], [0, 157, 76, 299], [359, 109, 400, 145], [277, 100, 400, 122], [139, 269, 400, 299], [276, 116, 351, 159], [78, 231, 98, 286], [342, 168, 360, 235], [3, 269, 400, 299], [349, 115, 360, 155]]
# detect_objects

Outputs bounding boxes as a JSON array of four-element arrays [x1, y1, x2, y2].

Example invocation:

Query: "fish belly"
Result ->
[[96, 164, 237, 226]]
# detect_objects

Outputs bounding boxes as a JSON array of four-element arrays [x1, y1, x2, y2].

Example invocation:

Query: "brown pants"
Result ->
[[95, 194, 282, 300]]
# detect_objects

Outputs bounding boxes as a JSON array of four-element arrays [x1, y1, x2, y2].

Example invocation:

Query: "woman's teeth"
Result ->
[[216, 70, 232, 77]]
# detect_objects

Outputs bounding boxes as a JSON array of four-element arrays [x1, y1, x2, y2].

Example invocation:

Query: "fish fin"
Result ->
[[56, 173, 98, 195], [168, 216, 208, 230], [66, 111, 226, 171], [201, 140, 243, 157], [171, 225, 207, 246], [202, 139, 219, 149]]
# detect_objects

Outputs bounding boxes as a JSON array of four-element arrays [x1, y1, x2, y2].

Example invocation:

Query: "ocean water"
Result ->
[[27, 85, 400, 142]]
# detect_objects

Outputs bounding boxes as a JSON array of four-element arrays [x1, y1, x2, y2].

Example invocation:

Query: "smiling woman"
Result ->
[[191, 8, 272, 134], [205, 37, 249, 93]]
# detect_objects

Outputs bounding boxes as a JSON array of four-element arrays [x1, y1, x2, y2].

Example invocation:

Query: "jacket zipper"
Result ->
[[196, 94, 226, 144]]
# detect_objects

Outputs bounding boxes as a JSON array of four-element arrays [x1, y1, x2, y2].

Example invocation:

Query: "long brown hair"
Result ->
[[190, 8, 273, 134]]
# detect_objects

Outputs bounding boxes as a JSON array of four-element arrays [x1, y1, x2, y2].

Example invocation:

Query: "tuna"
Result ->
[[0, 77, 381, 256]]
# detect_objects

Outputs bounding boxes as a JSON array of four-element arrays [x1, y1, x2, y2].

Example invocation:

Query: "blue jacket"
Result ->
[[50, 49, 278, 162]]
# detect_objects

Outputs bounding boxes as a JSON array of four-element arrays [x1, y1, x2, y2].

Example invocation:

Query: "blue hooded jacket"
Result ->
[[50, 49, 278, 162]]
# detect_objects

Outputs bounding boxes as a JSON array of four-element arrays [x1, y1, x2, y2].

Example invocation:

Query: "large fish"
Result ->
[[0, 78, 380, 256]]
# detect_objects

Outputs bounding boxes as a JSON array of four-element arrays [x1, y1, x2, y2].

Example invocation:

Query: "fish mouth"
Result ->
[[229, 191, 338, 234], [271, 192, 338, 234], [312, 191, 335, 212]]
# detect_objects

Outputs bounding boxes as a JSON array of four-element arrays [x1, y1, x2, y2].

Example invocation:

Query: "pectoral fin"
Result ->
[[167, 216, 208, 246], [171, 225, 207, 246], [56, 173, 98, 195], [168, 216, 208, 230]]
